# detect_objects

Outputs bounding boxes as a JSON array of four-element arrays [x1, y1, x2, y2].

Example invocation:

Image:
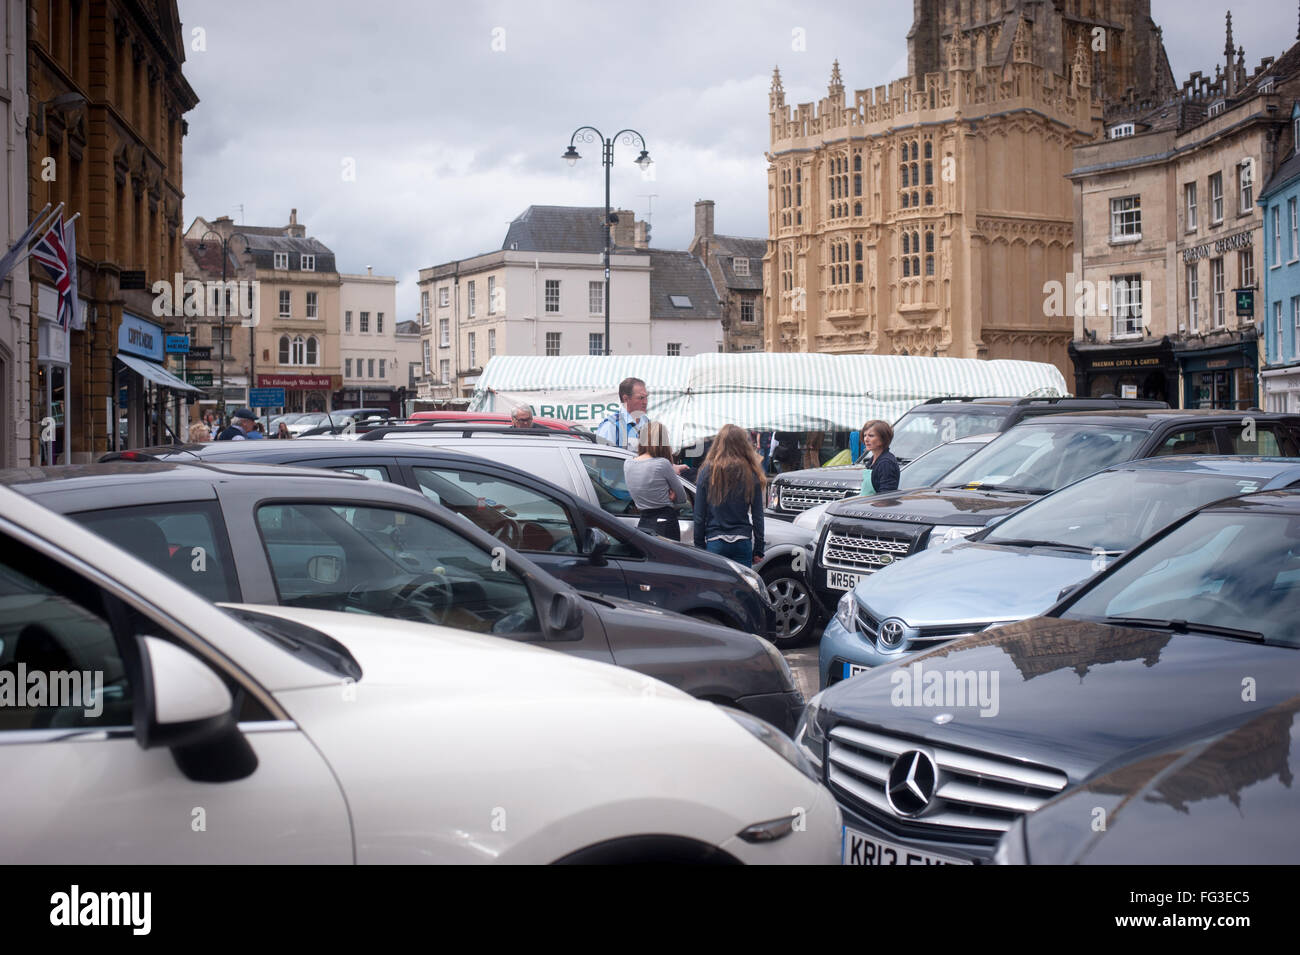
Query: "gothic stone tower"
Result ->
[[762, 3, 1165, 376]]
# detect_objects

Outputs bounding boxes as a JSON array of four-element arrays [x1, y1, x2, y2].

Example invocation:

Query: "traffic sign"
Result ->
[[249, 387, 286, 408]]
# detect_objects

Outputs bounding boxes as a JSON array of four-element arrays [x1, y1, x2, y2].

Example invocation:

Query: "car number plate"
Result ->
[[842, 662, 869, 680], [842, 826, 969, 866], [826, 569, 866, 591]]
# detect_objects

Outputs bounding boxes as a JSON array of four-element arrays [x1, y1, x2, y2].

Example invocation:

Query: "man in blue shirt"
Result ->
[[596, 377, 649, 450]]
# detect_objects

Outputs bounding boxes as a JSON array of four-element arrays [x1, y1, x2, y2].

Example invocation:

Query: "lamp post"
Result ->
[[562, 127, 652, 356], [196, 229, 252, 423]]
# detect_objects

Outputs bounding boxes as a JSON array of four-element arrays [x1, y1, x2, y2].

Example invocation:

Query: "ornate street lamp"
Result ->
[[196, 229, 252, 422], [562, 127, 652, 355]]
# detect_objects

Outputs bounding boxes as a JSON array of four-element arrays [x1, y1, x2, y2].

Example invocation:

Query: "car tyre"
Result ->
[[762, 559, 816, 648]]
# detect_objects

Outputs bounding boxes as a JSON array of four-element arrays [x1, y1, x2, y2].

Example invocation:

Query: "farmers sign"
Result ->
[[494, 390, 623, 423]]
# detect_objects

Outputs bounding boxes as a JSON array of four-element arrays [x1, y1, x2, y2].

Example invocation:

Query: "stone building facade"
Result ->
[[27, 0, 197, 460], [689, 200, 764, 351], [763, 1, 1176, 380]]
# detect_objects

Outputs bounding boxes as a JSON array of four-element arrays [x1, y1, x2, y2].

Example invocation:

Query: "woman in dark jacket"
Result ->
[[859, 419, 900, 495], [693, 423, 766, 564]]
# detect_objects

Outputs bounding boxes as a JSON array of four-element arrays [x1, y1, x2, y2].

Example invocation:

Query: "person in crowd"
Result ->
[[276, 421, 293, 439], [596, 377, 649, 451], [859, 419, 900, 495], [693, 423, 766, 564], [216, 407, 262, 441], [187, 421, 211, 443], [626, 421, 688, 541], [510, 406, 535, 428]]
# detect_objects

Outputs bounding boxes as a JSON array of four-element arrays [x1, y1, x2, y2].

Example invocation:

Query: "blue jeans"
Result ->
[[706, 538, 753, 564]]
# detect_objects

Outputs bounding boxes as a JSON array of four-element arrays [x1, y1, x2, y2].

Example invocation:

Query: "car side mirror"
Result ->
[[309, 554, 342, 583], [134, 636, 257, 783], [548, 591, 585, 634], [584, 528, 612, 566]]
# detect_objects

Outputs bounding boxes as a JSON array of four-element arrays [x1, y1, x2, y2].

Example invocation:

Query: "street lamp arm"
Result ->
[[568, 125, 605, 148], [611, 129, 649, 150]]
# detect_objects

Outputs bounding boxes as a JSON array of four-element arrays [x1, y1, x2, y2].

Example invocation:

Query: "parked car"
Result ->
[[408, 410, 586, 433], [797, 487, 1300, 864], [790, 432, 999, 536], [806, 409, 1300, 616], [765, 396, 1169, 520], [0, 483, 838, 863], [295, 407, 395, 436], [100, 440, 775, 641], [998, 694, 1300, 865], [2, 462, 802, 733], [819, 455, 1300, 687]]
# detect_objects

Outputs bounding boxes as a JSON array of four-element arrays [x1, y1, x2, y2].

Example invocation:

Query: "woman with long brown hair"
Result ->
[[693, 423, 766, 564], [626, 420, 687, 541]]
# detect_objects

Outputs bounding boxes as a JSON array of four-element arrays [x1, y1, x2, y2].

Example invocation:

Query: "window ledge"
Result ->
[[1109, 235, 1142, 245]]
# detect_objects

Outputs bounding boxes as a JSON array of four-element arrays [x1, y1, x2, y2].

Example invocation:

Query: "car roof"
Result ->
[[1196, 487, 1300, 515], [1008, 409, 1300, 425], [1101, 455, 1300, 480], [0, 460, 367, 489]]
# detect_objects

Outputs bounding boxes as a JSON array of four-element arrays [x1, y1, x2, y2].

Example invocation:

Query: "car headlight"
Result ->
[[768, 483, 780, 508], [755, 635, 797, 693], [725, 706, 818, 781], [793, 690, 828, 774], [834, 590, 858, 632], [792, 502, 830, 532], [726, 559, 764, 596], [927, 525, 978, 549]]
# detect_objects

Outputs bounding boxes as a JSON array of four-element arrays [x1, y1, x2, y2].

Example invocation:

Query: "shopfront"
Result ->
[[1177, 334, 1259, 411], [257, 373, 340, 414], [1067, 337, 1178, 405], [116, 312, 203, 448], [1262, 363, 1300, 412]]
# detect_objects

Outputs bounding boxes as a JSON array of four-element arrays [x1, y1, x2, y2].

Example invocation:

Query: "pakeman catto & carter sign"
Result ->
[[117, 313, 164, 362]]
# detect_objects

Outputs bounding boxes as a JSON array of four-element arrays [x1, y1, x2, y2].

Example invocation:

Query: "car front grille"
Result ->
[[777, 483, 857, 512], [827, 723, 1068, 836], [822, 529, 913, 573]]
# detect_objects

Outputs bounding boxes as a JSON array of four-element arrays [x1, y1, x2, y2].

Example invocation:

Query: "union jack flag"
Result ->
[[31, 217, 76, 330]]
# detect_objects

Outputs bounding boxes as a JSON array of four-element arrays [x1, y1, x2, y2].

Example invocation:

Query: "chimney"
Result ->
[[610, 209, 636, 249], [367, 265, 373, 276], [634, 220, 649, 250], [286, 207, 306, 237], [694, 200, 715, 244]]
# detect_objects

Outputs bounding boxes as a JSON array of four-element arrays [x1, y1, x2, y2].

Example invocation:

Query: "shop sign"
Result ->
[[118, 313, 164, 361]]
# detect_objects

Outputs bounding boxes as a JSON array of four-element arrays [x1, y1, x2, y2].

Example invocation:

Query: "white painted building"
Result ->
[[338, 268, 400, 414]]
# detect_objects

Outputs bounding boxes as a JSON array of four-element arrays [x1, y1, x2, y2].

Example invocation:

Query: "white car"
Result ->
[[0, 485, 840, 864]]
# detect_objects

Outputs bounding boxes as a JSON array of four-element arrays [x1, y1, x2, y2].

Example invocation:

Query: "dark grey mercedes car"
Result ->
[[1, 462, 803, 733]]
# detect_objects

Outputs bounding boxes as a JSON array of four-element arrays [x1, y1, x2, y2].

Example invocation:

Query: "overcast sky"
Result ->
[[177, 0, 1294, 322]]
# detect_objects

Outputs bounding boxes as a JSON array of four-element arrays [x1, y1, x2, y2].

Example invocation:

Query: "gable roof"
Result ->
[[648, 250, 721, 320], [1262, 143, 1300, 199], [707, 235, 766, 291], [501, 205, 610, 253]]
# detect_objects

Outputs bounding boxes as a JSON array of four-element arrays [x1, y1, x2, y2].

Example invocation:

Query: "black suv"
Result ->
[[807, 409, 1300, 614], [102, 439, 775, 638], [766, 396, 1168, 520], [1, 462, 802, 733]]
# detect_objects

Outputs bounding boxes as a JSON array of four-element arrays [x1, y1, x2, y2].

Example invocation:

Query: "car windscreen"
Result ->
[[940, 423, 1146, 494], [1064, 509, 1300, 647], [889, 409, 1008, 461], [897, 439, 987, 490], [984, 468, 1284, 553]]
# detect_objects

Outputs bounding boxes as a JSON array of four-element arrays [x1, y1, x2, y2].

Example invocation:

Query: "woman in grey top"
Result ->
[[625, 421, 688, 541]]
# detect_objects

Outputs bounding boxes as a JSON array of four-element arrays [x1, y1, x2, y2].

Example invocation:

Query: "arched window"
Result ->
[[901, 165, 909, 187], [855, 264, 863, 282], [925, 191, 933, 206], [278, 336, 290, 364], [912, 192, 919, 207], [855, 242, 863, 261], [925, 231, 934, 253], [854, 154, 861, 171], [854, 174, 862, 196], [926, 255, 935, 276], [902, 193, 910, 208], [291, 335, 305, 365], [854, 202, 862, 216], [903, 258, 911, 277], [902, 234, 910, 255], [924, 141, 932, 159], [911, 142, 919, 161], [306, 337, 318, 365]]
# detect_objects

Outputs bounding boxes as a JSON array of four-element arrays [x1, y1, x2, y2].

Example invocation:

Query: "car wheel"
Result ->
[[762, 560, 815, 648]]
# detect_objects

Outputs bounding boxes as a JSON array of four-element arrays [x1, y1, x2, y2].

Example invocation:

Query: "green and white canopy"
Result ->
[[471, 353, 1067, 451]]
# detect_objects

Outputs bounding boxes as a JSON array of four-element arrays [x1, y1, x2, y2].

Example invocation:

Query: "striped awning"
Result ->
[[471, 353, 1067, 451]]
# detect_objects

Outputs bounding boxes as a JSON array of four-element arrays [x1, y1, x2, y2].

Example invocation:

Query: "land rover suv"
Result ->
[[806, 409, 1300, 615], [766, 396, 1168, 521]]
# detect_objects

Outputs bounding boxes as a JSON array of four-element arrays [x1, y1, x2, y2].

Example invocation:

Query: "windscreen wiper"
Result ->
[[1105, 616, 1264, 642], [984, 538, 1101, 554]]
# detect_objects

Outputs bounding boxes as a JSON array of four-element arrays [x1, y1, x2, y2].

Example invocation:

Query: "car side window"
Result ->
[[334, 466, 389, 482], [73, 503, 241, 603], [411, 468, 579, 554], [1151, 428, 1218, 457], [0, 534, 134, 731], [579, 453, 639, 516], [1223, 424, 1285, 456], [255, 502, 541, 637]]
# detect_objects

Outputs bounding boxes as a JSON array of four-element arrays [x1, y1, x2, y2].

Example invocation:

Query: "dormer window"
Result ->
[[733, 257, 750, 276], [273, 252, 288, 269], [1108, 123, 1135, 139], [300, 254, 316, 271], [1208, 101, 1226, 117], [1260, 77, 1275, 93]]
